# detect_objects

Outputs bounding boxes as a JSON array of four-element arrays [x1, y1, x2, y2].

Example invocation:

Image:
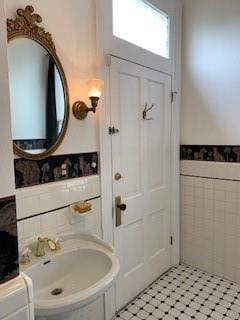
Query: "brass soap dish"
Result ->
[[70, 201, 92, 217]]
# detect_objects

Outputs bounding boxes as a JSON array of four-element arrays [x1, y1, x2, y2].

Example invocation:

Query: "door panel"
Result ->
[[146, 81, 165, 190], [123, 221, 144, 274], [147, 211, 165, 257], [144, 71, 171, 289], [110, 57, 172, 310], [118, 73, 141, 197]]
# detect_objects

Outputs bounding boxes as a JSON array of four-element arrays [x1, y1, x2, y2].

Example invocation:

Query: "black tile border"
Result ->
[[14, 152, 98, 189], [181, 174, 240, 182], [181, 145, 240, 162]]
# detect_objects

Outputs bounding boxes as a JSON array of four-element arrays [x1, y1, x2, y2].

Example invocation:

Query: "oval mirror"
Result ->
[[7, 6, 69, 160]]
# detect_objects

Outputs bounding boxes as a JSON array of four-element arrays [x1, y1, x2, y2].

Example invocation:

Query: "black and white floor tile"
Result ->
[[115, 264, 240, 320]]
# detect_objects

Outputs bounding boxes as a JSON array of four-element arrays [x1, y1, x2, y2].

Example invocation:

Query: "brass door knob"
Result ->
[[114, 172, 123, 181], [115, 196, 126, 227], [117, 203, 127, 211]]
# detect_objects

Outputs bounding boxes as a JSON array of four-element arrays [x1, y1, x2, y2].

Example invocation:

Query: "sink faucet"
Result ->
[[35, 237, 59, 257]]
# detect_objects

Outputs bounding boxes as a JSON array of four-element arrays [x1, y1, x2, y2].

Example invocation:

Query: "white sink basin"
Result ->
[[21, 234, 120, 316]]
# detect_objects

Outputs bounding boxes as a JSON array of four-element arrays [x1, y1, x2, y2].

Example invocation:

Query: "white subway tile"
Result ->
[[225, 201, 238, 214], [181, 168, 240, 284], [17, 221, 24, 242], [195, 178, 203, 188], [40, 212, 57, 237], [213, 220, 225, 235], [21, 196, 41, 218], [224, 265, 236, 283], [214, 179, 225, 190], [204, 199, 214, 211], [195, 187, 203, 198], [15, 197, 24, 220], [214, 190, 225, 201], [183, 185, 194, 196], [225, 191, 238, 202], [182, 176, 195, 187], [203, 178, 214, 189], [213, 235, 224, 263], [224, 213, 237, 236], [39, 189, 69, 212], [195, 197, 203, 208], [224, 236, 237, 267], [225, 180, 238, 192], [213, 261, 224, 278], [213, 204, 225, 222], [204, 187, 214, 199], [22, 216, 41, 240], [56, 208, 69, 228], [69, 184, 88, 203]]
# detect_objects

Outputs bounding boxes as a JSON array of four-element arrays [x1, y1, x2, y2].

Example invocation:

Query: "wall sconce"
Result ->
[[72, 79, 104, 120]]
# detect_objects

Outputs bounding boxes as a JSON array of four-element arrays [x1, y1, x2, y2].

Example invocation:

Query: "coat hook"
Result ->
[[143, 103, 155, 120]]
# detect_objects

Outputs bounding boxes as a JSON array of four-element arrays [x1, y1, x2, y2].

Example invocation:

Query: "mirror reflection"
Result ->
[[8, 38, 65, 155]]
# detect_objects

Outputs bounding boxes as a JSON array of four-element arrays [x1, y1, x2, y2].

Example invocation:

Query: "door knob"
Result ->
[[114, 172, 123, 181], [115, 196, 127, 227], [117, 203, 127, 211]]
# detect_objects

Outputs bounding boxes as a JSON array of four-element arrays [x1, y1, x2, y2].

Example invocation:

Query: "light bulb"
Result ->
[[86, 79, 104, 98]]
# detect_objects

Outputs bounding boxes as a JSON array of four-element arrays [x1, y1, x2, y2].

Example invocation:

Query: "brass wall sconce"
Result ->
[[72, 79, 104, 120]]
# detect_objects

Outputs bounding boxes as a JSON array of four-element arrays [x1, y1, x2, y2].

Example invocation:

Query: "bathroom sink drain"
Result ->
[[51, 288, 63, 296]]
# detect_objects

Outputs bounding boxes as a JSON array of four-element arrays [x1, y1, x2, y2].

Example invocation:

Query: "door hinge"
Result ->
[[171, 91, 178, 103], [108, 126, 119, 135], [170, 236, 173, 246], [106, 54, 112, 67]]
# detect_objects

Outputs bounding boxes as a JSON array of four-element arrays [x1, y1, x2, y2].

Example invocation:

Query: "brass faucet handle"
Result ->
[[35, 236, 61, 257], [47, 238, 57, 251], [35, 237, 46, 257], [20, 248, 31, 265], [54, 237, 62, 250]]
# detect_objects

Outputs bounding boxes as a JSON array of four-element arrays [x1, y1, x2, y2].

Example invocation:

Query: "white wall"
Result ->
[[181, 0, 240, 145], [0, 0, 15, 197], [6, 0, 99, 154]]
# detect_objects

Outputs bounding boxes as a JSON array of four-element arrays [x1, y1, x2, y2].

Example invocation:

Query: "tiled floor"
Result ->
[[115, 265, 240, 320]]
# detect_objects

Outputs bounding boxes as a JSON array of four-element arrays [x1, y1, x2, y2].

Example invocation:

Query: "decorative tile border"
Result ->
[[0, 196, 18, 284], [14, 152, 98, 189], [181, 145, 240, 162]]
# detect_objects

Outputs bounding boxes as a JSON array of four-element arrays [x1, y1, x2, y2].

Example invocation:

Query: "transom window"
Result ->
[[112, 0, 170, 59]]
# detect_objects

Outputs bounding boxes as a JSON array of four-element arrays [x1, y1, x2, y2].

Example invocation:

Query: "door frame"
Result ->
[[96, 1, 182, 318]]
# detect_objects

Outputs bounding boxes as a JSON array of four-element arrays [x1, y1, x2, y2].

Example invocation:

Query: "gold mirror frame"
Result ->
[[7, 6, 69, 160]]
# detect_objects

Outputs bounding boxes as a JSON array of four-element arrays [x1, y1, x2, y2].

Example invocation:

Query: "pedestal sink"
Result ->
[[21, 233, 120, 317]]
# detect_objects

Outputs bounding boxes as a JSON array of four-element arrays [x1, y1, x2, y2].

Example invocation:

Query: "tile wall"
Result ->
[[18, 198, 102, 250], [16, 175, 101, 250], [181, 160, 240, 284]]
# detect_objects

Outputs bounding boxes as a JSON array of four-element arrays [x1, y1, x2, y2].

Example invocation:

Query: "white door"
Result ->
[[110, 57, 172, 310]]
